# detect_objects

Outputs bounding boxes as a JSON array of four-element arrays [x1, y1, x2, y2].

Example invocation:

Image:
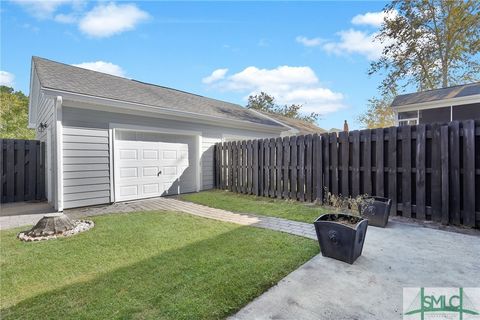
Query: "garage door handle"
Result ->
[[157, 171, 162, 176]]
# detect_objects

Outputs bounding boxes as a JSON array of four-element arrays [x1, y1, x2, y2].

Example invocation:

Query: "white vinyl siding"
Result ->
[[60, 105, 278, 208], [62, 126, 111, 209], [32, 68, 57, 205], [201, 137, 220, 189]]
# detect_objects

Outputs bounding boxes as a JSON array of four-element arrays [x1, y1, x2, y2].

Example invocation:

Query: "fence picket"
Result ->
[[283, 137, 290, 198], [305, 135, 313, 202], [214, 119, 479, 228], [431, 124, 442, 222], [363, 131, 372, 195], [331, 133, 339, 195], [462, 120, 475, 227], [402, 126, 412, 218], [416, 124, 426, 220], [16, 140, 25, 201], [276, 137, 283, 198], [449, 121, 461, 225], [352, 131, 360, 197], [340, 131, 349, 197], [291, 136, 298, 200], [298, 135, 305, 201], [388, 127, 397, 215], [440, 126, 449, 225], [322, 133, 330, 199]]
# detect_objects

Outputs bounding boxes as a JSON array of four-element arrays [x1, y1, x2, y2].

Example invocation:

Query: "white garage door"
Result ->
[[114, 130, 197, 202]]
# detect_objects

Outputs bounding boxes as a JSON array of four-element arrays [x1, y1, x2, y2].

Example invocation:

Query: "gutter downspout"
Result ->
[[54, 96, 64, 211]]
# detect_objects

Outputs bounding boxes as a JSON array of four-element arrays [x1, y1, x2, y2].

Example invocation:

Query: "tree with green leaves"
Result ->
[[0, 86, 35, 139], [246, 92, 320, 123], [370, 0, 480, 94], [357, 95, 395, 129]]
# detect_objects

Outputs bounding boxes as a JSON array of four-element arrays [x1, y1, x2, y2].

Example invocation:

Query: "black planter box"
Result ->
[[313, 214, 368, 264], [358, 197, 392, 228]]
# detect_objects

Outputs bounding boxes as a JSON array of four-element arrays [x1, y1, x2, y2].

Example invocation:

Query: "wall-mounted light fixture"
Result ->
[[38, 122, 48, 133]]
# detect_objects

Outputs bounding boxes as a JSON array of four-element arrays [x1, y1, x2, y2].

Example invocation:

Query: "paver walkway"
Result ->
[[1, 197, 316, 239]]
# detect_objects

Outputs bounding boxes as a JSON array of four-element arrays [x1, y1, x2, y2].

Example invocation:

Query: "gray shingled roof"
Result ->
[[391, 82, 480, 107], [32, 56, 284, 128], [256, 110, 326, 135]]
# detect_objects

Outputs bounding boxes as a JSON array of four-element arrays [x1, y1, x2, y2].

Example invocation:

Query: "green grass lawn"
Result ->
[[180, 190, 329, 223], [1, 211, 318, 320]]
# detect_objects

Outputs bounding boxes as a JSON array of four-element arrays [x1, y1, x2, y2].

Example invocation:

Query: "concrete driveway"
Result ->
[[230, 221, 480, 320]]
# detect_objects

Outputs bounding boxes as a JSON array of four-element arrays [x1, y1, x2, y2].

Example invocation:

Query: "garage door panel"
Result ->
[[119, 185, 138, 197], [119, 149, 138, 160], [143, 183, 160, 194], [163, 166, 177, 175], [143, 166, 159, 177], [162, 150, 177, 160], [114, 130, 197, 202], [143, 149, 158, 160], [120, 167, 138, 178]]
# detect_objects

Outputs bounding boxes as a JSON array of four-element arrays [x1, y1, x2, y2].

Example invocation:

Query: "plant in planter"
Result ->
[[358, 196, 392, 228], [313, 193, 371, 264]]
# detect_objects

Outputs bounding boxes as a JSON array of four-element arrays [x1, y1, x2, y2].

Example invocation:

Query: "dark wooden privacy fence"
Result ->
[[1, 139, 46, 203], [214, 120, 480, 228]]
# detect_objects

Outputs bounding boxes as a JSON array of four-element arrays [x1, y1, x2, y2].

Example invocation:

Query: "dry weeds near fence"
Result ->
[[215, 120, 479, 228]]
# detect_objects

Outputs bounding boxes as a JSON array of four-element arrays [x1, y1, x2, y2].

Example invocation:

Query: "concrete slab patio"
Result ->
[[230, 221, 480, 320]]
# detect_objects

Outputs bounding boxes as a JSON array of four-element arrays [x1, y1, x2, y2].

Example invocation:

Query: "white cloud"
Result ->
[[79, 2, 150, 38], [202, 68, 228, 84], [54, 13, 78, 24], [322, 29, 387, 61], [204, 66, 345, 114], [0, 71, 15, 87], [72, 61, 126, 77], [10, 0, 75, 19], [351, 10, 397, 28], [296, 36, 324, 47]]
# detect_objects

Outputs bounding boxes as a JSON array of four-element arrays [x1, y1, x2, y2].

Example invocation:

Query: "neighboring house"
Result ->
[[391, 82, 480, 126], [28, 57, 290, 211], [255, 110, 326, 136]]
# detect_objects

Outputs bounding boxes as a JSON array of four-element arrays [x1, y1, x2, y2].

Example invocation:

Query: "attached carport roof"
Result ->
[[32, 56, 285, 129]]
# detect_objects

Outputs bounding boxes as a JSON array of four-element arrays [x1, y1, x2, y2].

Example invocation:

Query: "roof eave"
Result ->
[[41, 87, 288, 134], [391, 94, 480, 111]]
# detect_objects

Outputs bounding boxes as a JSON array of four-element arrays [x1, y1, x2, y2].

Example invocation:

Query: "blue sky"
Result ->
[[1, 1, 393, 130]]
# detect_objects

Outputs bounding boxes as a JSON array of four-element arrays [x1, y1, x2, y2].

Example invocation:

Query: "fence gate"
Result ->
[[1, 139, 46, 203]]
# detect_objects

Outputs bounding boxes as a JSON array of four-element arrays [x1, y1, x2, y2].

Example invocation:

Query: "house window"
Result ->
[[452, 103, 480, 121], [398, 110, 419, 126]]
